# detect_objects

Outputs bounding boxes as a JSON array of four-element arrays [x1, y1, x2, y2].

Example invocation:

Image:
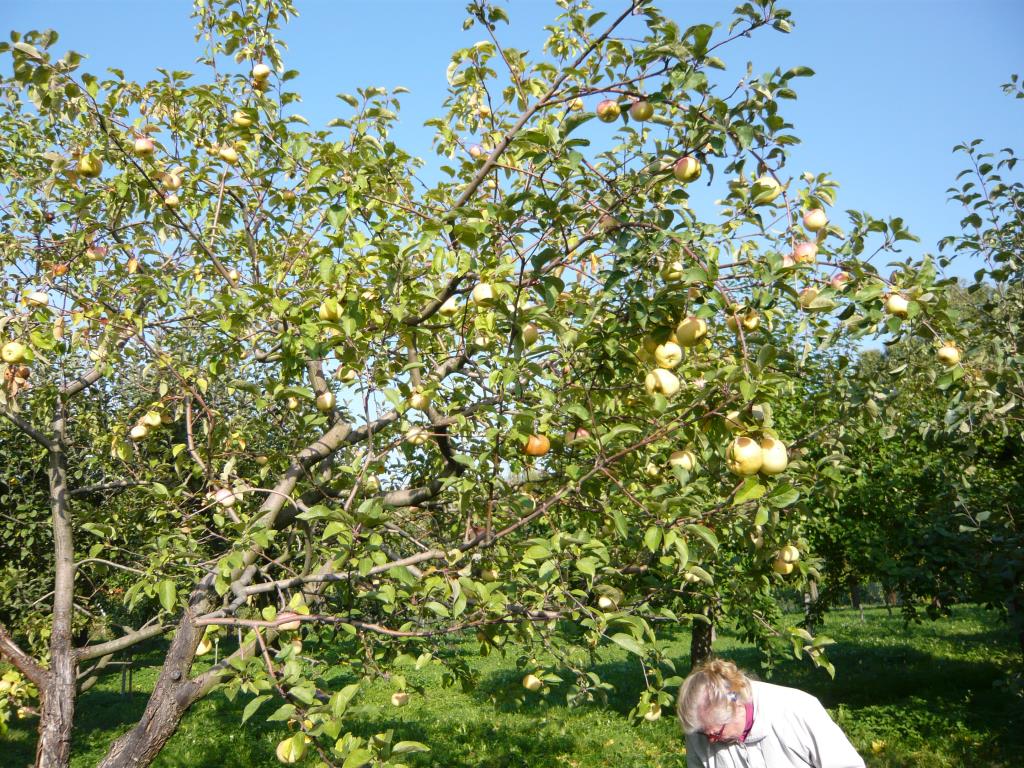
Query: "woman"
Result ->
[[676, 659, 865, 768]]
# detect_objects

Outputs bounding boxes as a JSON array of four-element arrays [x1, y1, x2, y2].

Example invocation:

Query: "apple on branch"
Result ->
[[726, 436, 763, 476], [803, 208, 828, 232], [644, 368, 680, 397], [936, 342, 961, 366], [628, 99, 654, 121], [673, 155, 701, 183], [595, 99, 621, 123], [675, 316, 707, 348]]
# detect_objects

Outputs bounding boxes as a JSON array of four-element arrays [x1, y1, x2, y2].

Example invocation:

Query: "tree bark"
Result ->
[[689, 608, 715, 670], [36, 417, 77, 768]]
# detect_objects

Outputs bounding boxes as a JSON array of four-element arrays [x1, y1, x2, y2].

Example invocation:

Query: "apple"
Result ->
[[160, 171, 182, 190], [318, 299, 341, 322], [644, 703, 663, 722], [471, 282, 495, 307], [405, 425, 430, 445], [885, 293, 909, 317], [336, 368, 358, 384], [275, 736, 306, 765], [681, 571, 702, 584], [391, 692, 410, 707], [195, 635, 213, 656], [597, 595, 617, 611], [51, 262, 70, 276], [792, 241, 818, 263], [673, 155, 701, 183], [675, 316, 707, 347], [522, 673, 543, 692], [315, 391, 335, 412], [476, 104, 491, 118], [286, 396, 299, 410], [218, 145, 239, 164], [798, 287, 819, 310], [727, 436, 763, 476], [629, 100, 654, 121], [227, 268, 240, 284], [142, 411, 163, 428], [129, 424, 150, 441], [669, 450, 697, 472], [660, 260, 684, 282], [654, 341, 683, 369], [213, 487, 237, 507], [759, 437, 788, 474], [569, 97, 584, 111], [164, 194, 180, 208], [438, 295, 460, 316], [468, 143, 484, 159], [23, 291, 49, 308], [781, 253, 796, 269], [803, 208, 828, 232], [524, 434, 550, 457], [408, 390, 431, 411], [830, 271, 850, 291], [77, 153, 103, 178], [595, 99, 621, 123], [255, 455, 269, 466], [752, 174, 782, 205], [566, 427, 590, 444], [780, 544, 800, 563], [251, 63, 272, 81], [133, 137, 155, 157], [232, 110, 253, 128], [644, 368, 680, 398], [772, 556, 794, 575], [644, 461, 660, 479], [126, 256, 140, 274], [937, 343, 960, 366], [522, 323, 540, 347], [727, 309, 759, 333]]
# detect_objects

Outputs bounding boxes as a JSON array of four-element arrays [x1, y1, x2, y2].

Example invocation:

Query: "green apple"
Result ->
[[212, 487, 237, 507], [471, 282, 495, 306], [439, 295, 459, 316], [675, 316, 707, 347], [336, 367, 358, 384], [522, 323, 539, 346], [759, 437, 788, 474], [597, 595, 617, 611], [660, 260, 685, 282], [772, 556, 794, 575], [644, 368, 680, 397], [595, 99, 621, 122], [654, 341, 683, 369], [408, 390, 431, 411], [405, 425, 430, 445], [275, 735, 306, 765], [129, 424, 150, 441], [644, 703, 663, 722], [673, 155, 701, 183], [726, 436, 763, 476], [752, 174, 782, 205], [232, 110, 253, 128], [318, 298, 341, 321], [77, 153, 103, 179], [218, 145, 239, 164], [628, 100, 654, 121], [142, 411, 163, 428]]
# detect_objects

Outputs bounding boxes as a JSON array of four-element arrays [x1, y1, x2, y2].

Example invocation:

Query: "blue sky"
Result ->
[[2, 1, 1021, 280]]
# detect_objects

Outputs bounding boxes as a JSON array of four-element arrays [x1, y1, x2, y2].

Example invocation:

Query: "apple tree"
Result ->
[[0, 1, 936, 765]]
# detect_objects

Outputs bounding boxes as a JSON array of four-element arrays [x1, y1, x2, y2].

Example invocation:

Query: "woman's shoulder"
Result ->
[[750, 679, 820, 707]]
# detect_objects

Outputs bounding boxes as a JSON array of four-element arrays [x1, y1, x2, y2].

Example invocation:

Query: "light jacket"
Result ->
[[684, 680, 865, 768]]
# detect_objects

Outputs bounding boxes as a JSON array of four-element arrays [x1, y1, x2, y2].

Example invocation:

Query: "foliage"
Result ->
[[0, 1, 942, 765]]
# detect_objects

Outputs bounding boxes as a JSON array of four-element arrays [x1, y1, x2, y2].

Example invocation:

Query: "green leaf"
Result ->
[[241, 695, 270, 724], [610, 632, 645, 656], [685, 524, 719, 551], [156, 580, 176, 613], [733, 477, 766, 505], [767, 484, 800, 508], [643, 526, 663, 553], [393, 742, 431, 755]]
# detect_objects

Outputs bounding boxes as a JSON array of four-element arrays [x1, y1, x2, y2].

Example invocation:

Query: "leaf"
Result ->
[[643, 526, 663, 553], [685, 524, 719, 551], [393, 742, 431, 755], [156, 580, 176, 613], [733, 477, 766, 505], [767, 484, 800, 508], [610, 632, 645, 656], [241, 695, 270, 724], [13, 42, 42, 60]]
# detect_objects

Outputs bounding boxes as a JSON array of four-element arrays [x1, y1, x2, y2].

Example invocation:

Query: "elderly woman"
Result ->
[[677, 659, 865, 768]]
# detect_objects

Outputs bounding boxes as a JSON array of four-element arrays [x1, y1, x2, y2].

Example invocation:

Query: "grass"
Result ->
[[4, 604, 1020, 767]]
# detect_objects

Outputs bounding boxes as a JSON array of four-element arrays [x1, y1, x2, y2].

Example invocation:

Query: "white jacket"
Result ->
[[685, 680, 865, 768]]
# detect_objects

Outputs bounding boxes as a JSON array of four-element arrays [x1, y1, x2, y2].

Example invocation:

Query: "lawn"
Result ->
[[5, 604, 1020, 767]]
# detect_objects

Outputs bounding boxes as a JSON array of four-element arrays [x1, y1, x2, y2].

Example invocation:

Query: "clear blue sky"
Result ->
[[3, 1, 1021, 280]]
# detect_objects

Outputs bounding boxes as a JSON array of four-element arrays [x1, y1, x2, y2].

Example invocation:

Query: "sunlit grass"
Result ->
[[5, 604, 1020, 767]]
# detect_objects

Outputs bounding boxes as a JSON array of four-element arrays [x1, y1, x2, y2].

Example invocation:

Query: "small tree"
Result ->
[[0, 2, 933, 765]]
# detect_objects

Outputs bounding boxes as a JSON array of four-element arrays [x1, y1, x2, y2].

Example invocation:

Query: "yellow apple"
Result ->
[[129, 424, 150, 441], [522, 323, 540, 346], [232, 110, 253, 128], [803, 208, 828, 232], [318, 299, 341, 321], [161, 171, 182, 190], [654, 341, 683, 369], [286, 396, 299, 410], [759, 437, 788, 474], [133, 137, 155, 157], [675, 316, 707, 347], [669, 450, 697, 472], [937, 343, 960, 366], [275, 736, 306, 764], [595, 99, 621, 122], [569, 97, 584, 111], [142, 411, 163, 428], [212, 487, 237, 507], [752, 174, 782, 205], [885, 293, 909, 317], [251, 63, 272, 82], [405, 426, 430, 445], [164, 193, 180, 208], [315, 391, 335, 412], [218, 145, 239, 164], [772, 556, 794, 575], [522, 673, 543, 692], [195, 635, 213, 656], [391, 691, 410, 707], [798, 287, 819, 310], [727, 436, 763, 476], [673, 155, 701, 183], [644, 368, 680, 397], [780, 544, 800, 563], [336, 368, 358, 384], [438, 295, 460, 316], [644, 703, 663, 722], [408, 390, 431, 411], [660, 260, 684, 282], [471, 282, 495, 306]]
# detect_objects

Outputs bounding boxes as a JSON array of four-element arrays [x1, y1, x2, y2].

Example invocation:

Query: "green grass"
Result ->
[[4, 605, 1020, 767]]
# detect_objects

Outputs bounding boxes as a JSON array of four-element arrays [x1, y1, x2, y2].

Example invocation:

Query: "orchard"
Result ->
[[0, 2, 1019, 767]]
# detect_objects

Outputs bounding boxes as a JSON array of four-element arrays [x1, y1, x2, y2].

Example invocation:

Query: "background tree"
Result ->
[[0, 2, 936, 766]]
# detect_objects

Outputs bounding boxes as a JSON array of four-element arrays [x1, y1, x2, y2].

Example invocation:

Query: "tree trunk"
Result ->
[[36, 418, 77, 768], [689, 608, 715, 669]]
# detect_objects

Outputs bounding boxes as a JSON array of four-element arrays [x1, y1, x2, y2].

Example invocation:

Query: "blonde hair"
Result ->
[[676, 659, 752, 734]]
